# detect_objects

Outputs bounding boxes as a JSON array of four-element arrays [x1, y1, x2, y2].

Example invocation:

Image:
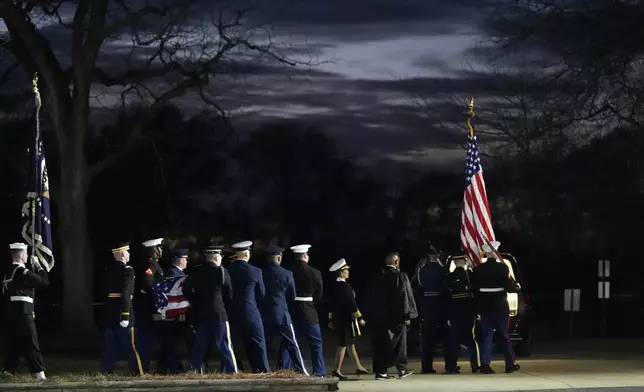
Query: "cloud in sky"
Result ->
[[0, 0, 494, 182]]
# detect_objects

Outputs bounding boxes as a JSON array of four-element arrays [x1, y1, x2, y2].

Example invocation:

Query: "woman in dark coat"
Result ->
[[328, 258, 369, 380]]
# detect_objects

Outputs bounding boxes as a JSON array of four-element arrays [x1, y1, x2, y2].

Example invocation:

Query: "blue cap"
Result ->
[[265, 244, 284, 255], [172, 249, 189, 259], [111, 241, 130, 253], [204, 245, 223, 255]]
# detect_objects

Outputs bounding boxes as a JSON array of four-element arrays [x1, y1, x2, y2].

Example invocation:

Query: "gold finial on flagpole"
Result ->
[[468, 96, 475, 117], [32, 72, 41, 109]]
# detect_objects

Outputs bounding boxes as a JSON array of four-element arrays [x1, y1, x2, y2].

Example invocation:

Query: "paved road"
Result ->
[[333, 357, 644, 392]]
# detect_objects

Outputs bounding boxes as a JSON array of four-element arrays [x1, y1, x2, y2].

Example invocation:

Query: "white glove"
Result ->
[[119, 320, 129, 328], [30, 256, 43, 272]]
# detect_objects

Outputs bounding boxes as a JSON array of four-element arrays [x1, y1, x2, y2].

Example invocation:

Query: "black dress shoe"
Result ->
[[375, 373, 395, 380], [421, 368, 437, 374], [505, 364, 520, 373], [332, 371, 348, 381], [398, 369, 413, 379], [479, 366, 496, 374]]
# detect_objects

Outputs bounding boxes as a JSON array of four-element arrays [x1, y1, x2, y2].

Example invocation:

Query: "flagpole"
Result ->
[[30, 73, 41, 259]]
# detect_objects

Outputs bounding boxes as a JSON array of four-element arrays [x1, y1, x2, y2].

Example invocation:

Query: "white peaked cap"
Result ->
[[290, 244, 311, 253], [481, 241, 501, 253], [142, 238, 163, 248], [9, 243, 28, 250], [329, 258, 349, 272], [232, 241, 253, 250]]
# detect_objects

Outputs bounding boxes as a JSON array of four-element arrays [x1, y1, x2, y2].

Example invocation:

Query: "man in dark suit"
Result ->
[[471, 240, 520, 374], [100, 241, 143, 375], [183, 245, 237, 373], [260, 244, 308, 374], [227, 241, 270, 373], [280, 244, 325, 376]]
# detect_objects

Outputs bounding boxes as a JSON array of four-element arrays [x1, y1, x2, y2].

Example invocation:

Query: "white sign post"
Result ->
[[564, 289, 581, 337]]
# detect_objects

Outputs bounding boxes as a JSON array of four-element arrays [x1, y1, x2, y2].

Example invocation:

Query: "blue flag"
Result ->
[[20, 75, 55, 272]]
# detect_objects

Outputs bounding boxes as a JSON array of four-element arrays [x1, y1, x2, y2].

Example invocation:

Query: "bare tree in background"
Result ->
[[0, 0, 308, 336]]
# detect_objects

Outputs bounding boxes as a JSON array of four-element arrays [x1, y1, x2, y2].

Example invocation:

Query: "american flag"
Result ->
[[152, 276, 191, 319], [460, 99, 495, 266], [21, 75, 54, 272]]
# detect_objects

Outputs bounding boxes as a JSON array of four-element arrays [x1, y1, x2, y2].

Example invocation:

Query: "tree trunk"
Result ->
[[57, 131, 97, 344]]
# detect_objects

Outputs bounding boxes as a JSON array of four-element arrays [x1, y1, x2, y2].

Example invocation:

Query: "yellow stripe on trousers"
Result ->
[[130, 327, 144, 375], [471, 321, 480, 368], [224, 321, 239, 373]]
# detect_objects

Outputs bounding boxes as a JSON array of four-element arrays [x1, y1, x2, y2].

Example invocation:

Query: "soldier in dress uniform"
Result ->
[[279, 244, 325, 376], [227, 241, 270, 373], [413, 249, 449, 373], [1, 243, 48, 379], [471, 241, 520, 374], [183, 245, 237, 374], [260, 244, 308, 374], [444, 255, 480, 374], [101, 242, 144, 375], [134, 238, 165, 373], [328, 258, 369, 380], [160, 249, 191, 373]]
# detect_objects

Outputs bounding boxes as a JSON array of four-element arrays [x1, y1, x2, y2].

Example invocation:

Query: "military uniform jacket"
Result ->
[[103, 261, 135, 327], [443, 267, 475, 318], [227, 260, 265, 320], [134, 260, 164, 320], [183, 263, 232, 322], [329, 279, 363, 325], [471, 259, 518, 314], [413, 262, 446, 312], [289, 261, 323, 325], [2, 263, 49, 316], [260, 262, 296, 326], [370, 266, 418, 327]]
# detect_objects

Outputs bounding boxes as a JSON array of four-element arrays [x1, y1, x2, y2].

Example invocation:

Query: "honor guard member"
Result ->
[[160, 249, 191, 374], [280, 244, 325, 376], [183, 245, 237, 374], [227, 241, 270, 373], [260, 244, 308, 375], [413, 250, 448, 373], [328, 258, 369, 380], [1, 243, 49, 379], [443, 255, 480, 374], [471, 241, 520, 374], [134, 238, 165, 373], [101, 242, 144, 375]]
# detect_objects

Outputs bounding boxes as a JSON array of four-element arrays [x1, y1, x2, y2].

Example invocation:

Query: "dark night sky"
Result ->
[[0, 0, 494, 183]]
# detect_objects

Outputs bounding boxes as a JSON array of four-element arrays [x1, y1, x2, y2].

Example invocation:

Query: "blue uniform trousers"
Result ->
[[158, 320, 193, 374], [420, 308, 448, 371], [134, 319, 160, 373], [100, 326, 143, 375], [189, 320, 238, 373], [480, 311, 515, 368], [231, 316, 270, 373], [264, 317, 309, 375], [279, 321, 325, 376], [446, 315, 480, 371]]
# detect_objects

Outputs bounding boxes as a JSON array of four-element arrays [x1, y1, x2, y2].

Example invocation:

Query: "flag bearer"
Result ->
[[471, 240, 520, 374], [101, 241, 143, 375], [1, 243, 49, 379]]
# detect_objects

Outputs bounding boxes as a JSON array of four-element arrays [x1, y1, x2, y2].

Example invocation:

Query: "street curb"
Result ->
[[0, 378, 340, 392]]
